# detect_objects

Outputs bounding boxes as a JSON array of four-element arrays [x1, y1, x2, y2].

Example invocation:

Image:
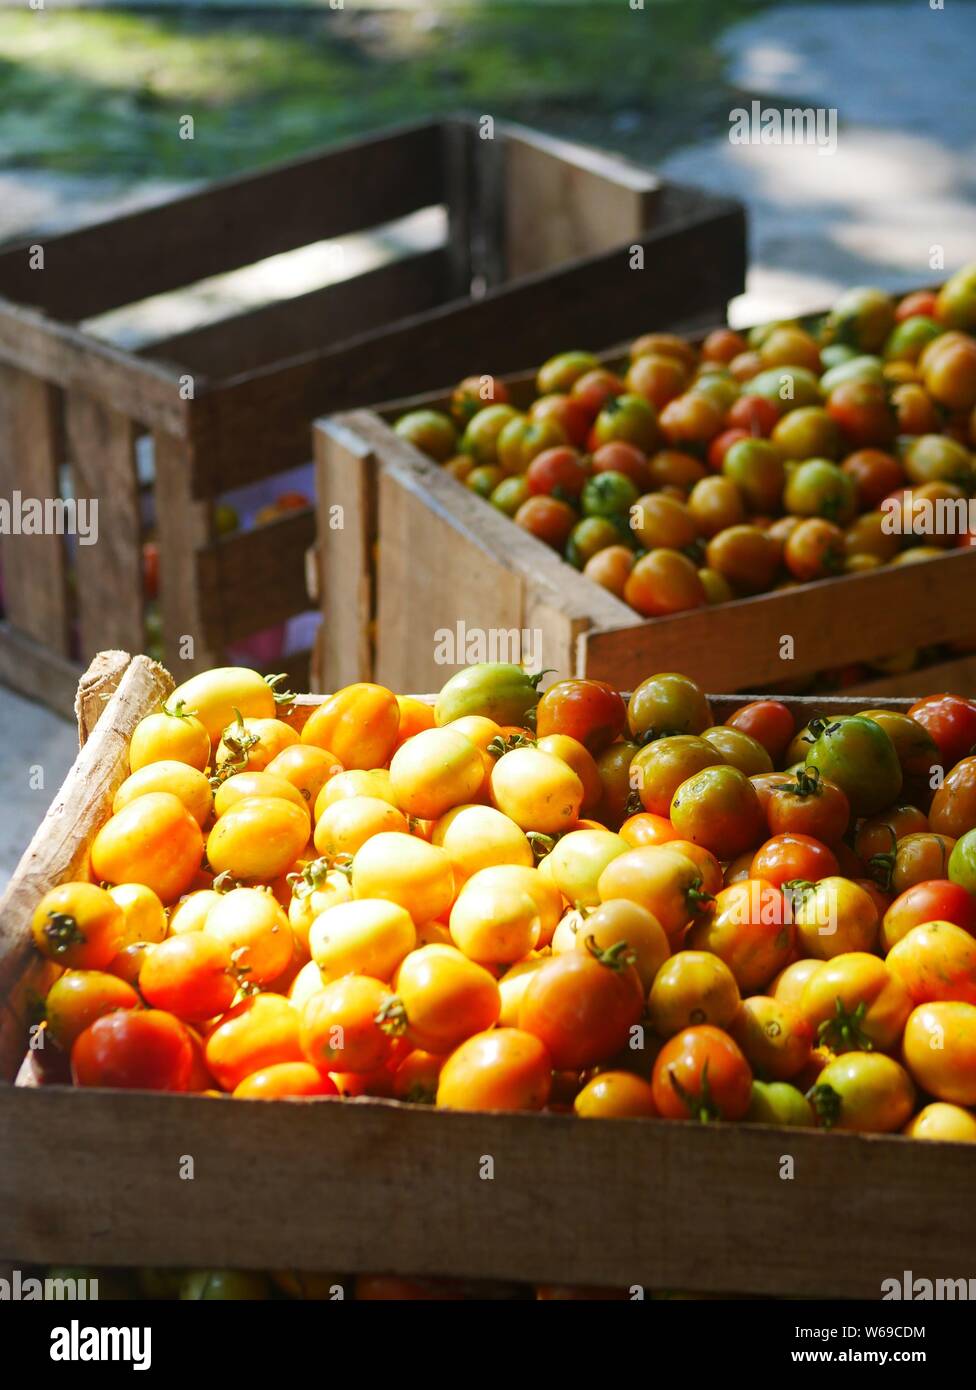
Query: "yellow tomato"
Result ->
[[214, 770, 309, 817], [216, 716, 299, 774], [313, 796, 409, 859], [314, 769, 398, 819], [541, 829, 629, 909], [574, 1071, 657, 1119], [597, 846, 710, 940], [577, 898, 671, 993], [902, 1001, 976, 1105], [287, 860, 353, 949], [431, 803, 533, 884], [169, 667, 279, 744], [769, 957, 823, 1007], [535, 734, 603, 813], [810, 1053, 915, 1132], [113, 760, 213, 828], [206, 795, 311, 883], [264, 744, 342, 808], [445, 715, 503, 752], [490, 747, 583, 834], [308, 898, 416, 982], [647, 950, 741, 1037], [90, 791, 204, 904], [383, 943, 500, 1053], [107, 883, 168, 947], [204, 886, 295, 985], [129, 702, 211, 773], [497, 956, 548, 1027], [301, 683, 400, 769], [903, 1102, 976, 1142], [168, 888, 221, 936], [799, 952, 912, 1052], [449, 865, 542, 964], [794, 877, 879, 959], [389, 727, 485, 819], [351, 832, 454, 923]]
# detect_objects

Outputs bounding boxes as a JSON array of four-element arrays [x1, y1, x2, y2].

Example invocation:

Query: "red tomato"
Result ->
[[514, 495, 576, 549], [651, 1025, 752, 1121], [766, 768, 850, 845], [907, 694, 976, 768], [72, 1010, 192, 1091], [530, 394, 591, 448], [534, 679, 627, 754], [590, 441, 650, 491], [518, 940, 644, 1069], [525, 446, 589, 500], [882, 879, 976, 950], [725, 700, 795, 762], [727, 394, 779, 436], [707, 428, 750, 471], [751, 833, 839, 887], [571, 368, 626, 418]]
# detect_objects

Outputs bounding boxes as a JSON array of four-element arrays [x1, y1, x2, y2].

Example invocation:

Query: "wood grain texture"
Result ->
[[843, 653, 976, 699], [0, 623, 82, 719], [153, 433, 220, 676], [0, 364, 71, 653], [0, 653, 171, 1083], [196, 508, 316, 649]]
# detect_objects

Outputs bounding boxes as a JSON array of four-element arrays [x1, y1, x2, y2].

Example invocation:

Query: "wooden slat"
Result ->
[[0, 623, 82, 720], [185, 190, 746, 495], [1, 1084, 974, 1297], [145, 248, 452, 382], [196, 509, 316, 649], [0, 653, 171, 1082], [0, 301, 190, 435], [579, 549, 976, 692], [501, 122, 661, 278], [0, 364, 71, 653], [843, 653, 976, 699], [440, 118, 477, 298], [0, 123, 446, 322], [313, 417, 378, 690], [153, 433, 220, 677], [64, 390, 144, 663]]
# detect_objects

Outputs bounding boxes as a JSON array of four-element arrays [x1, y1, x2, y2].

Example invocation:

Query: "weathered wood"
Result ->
[[0, 122, 446, 321], [196, 509, 316, 649], [314, 417, 378, 691], [153, 433, 220, 677], [843, 653, 976, 699], [0, 623, 82, 719], [64, 390, 144, 664], [0, 653, 171, 1083], [0, 365, 71, 654]]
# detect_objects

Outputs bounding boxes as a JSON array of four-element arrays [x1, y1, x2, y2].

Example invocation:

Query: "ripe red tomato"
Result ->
[[535, 679, 627, 754], [525, 446, 589, 500], [651, 1025, 752, 1121], [518, 939, 644, 1069], [725, 700, 795, 762], [907, 694, 976, 768], [139, 933, 238, 1023], [882, 879, 976, 951], [827, 380, 895, 447], [766, 768, 850, 844], [72, 1010, 192, 1091], [727, 394, 779, 436], [514, 495, 576, 549], [751, 833, 840, 887], [590, 440, 650, 490]]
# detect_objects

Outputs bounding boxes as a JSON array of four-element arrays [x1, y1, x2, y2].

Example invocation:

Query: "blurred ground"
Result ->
[[1, 0, 975, 884]]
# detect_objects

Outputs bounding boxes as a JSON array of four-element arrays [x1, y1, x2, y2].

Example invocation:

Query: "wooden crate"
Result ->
[[312, 334, 976, 697], [2, 651, 975, 1298], [0, 118, 745, 719]]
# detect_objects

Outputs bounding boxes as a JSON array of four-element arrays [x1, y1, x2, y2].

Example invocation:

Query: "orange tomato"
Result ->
[[216, 715, 299, 774], [652, 1025, 752, 1121], [233, 1062, 338, 1100], [44, 970, 140, 1051], [205, 993, 303, 1091], [381, 944, 500, 1054], [301, 683, 400, 769], [31, 882, 125, 970], [300, 976, 395, 1074], [574, 1071, 657, 1118], [686, 879, 794, 993], [730, 995, 812, 1080], [436, 1028, 552, 1112], [207, 796, 310, 883], [204, 887, 295, 986], [886, 920, 976, 1005], [90, 792, 204, 904]]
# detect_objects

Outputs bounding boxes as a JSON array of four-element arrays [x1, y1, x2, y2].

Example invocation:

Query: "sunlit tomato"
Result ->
[[29, 882, 122, 971], [618, 811, 679, 847], [313, 793, 408, 864], [169, 667, 278, 746], [534, 679, 627, 755], [72, 1009, 192, 1091], [532, 736, 600, 816], [431, 803, 532, 887], [44, 971, 140, 1051], [215, 714, 299, 776], [315, 769, 396, 818], [129, 701, 211, 773], [804, 715, 903, 819], [630, 735, 721, 817], [730, 995, 813, 1080], [391, 1048, 445, 1105], [699, 727, 772, 777], [627, 673, 712, 743], [766, 768, 849, 845], [809, 1052, 914, 1132], [881, 879, 976, 953], [705, 524, 781, 594], [907, 693, 976, 768], [232, 1062, 337, 1101], [379, 944, 500, 1054], [750, 832, 838, 887], [748, 772, 794, 817], [197, 886, 293, 986], [886, 832, 957, 894], [539, 829, 626, 909], [301, 682, 401, 770], [799, 951, 911, 1054], [794, 876, 879, 960], [670, 765, 765, 860], [519, 939, 643, 1069], [261, 745, 340, 811], [106, 941, 156, 990], [652, 1025, 752, 1121], [492, 956, 547, 1028], [624, 550, 706, 618], [207, 795, 310, 884], [598, 845, 713, 939], [490, 746, 582, 834], [662, 841, 722, 897], [513, 494, 577, 548], [387, 727, 484, 821], [573, 1071, 657, 1118], [90, 792, 204, 905], [166, 888, 218, 938], [929, 756, 976, 839], [950, 828, 976, 895], [353, 835, 448, 930], [687, 880, 793, 993], [214, 770, 309, 819], [299, 975, 393, 1074], [449, 865, 542, 963], [136, 932, 234, 1022], [886, 919, 976, 1006], [112, 760, 213, 829], [905, 1101, 976, 1142], [436, 1028, 552, 1112], [307, 898, 415, 983], [647, 950, 740, 1037], [725, 700, 795, 763], [203, 993, 301, 1090], [902, 1001, 976, 1106], [579, 898, 670, 993]]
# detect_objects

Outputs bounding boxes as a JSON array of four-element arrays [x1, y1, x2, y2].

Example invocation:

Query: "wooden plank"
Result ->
[[0, 301, 191, 436], [64, 390, 144, 664], [843, 653, 976, 699], [0, 123, 446, 322], [0, 1084, 973, 1297], [0, 364, 71, 653], [580, 549, 976, 692], [501, 122, 660, 278], [196, 509, 316, 649], [0, 653, 171, 1083], [440, 118, 476, 298], [314, 416, 378, 690], [145, 248, 452, 382], [186, 192, 746, 495], [0, 623, 82, 720], [153, 433, 220, 677]]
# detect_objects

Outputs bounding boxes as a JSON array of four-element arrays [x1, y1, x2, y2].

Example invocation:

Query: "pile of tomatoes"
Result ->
[[394, 267, 976, 636], [28, 662, 976, 1142]]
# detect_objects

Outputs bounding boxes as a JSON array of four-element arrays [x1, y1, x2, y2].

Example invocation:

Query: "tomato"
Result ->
[[647, 950, 740, 1037], [301, 683, 399, 770], [594, 739, 641, 827], [91, 792, 204, 904], [168, 668, 281, 747], [886, 920, 976, 1005], [540, 829, 626, 909], [624, 550, 706, 618], [904, 1101, 976, 1142], [519, 939, 643, 1069], [514, 494, 575, 547], [766, 767, 849, 844], [451, 374, 511, 426], [661, 840, 723, 896], [394, 408, 457, 460], [949, 828, 976, 894], [629, 492, 697, 551], [574, 1070, 656, 1118], [670, 764, 765, 860], [204, 993, 302, 1090], [881, 879, 976, 952], [530, 394, 590, 448], [856, 710, 939, 779], [215, 714, 299, 776], [658, 392, 725, 446], [705, 525, 781, 594], [459, 403, 522, 463], [490, 746, 582, 834], [572, 368, 626, 417], [618, 811, 679, 847], [929, 756, 976, 839], [804, 715, 902, 818], [886, 832, 957, 894], [525, 445, 588, 499], [44, 971, 140, 1051], [580, 898, 670, 992], [379, 944, 500, 1054], [648, 448, 708, 490], [136, 932, 234, 1021], [629, 735, 720, 817], [922, 334, 976, 411], [626, 351, 689, 409], [794, 876, 879, 959], [809, 1052, 914, 1132], [305, 898, 414, 984], [652, 1025, 752, 1121], [591, 393, 660, 452], [392, 1048, 445, 1104], [30, 883, 124, 970], [627, 673, 712, 743], [687, 880, 793, 993], [745, 1080, 814, 1126], [699, 726, 772, 777], [687, 476, 746, 539], [207, 796, 310, 883], [536, 350, 600, 395], [535, 679, 627, 754], [730, 995, 812, 1080], [233, 1062, 338, 1101], [770, 957, 823, 1008], [386, 727, 484, 821], [449, 865, 544, 964], [215, 770, 309, 818], [432, 803, 532, 886], [839, 448, 904, 509], [351, 834, 452, 924], [751, 832, 838, 887], [799, 951, 911, 1053], [725, 700, 795, 763], [114, 759, 212, 828], [129, 701, 210, 773], [907, 694, 976, 768], [315, 768, 396, 816], [598, 845, 713, 939], [534, 735, 601, 814], [435, 667, 541, 734], [299, 975, 394, 1074], [203, 886, 294, 986], [581, 471, 640, 523], [783, 518, 845, 582], [72, 1009, 192, 1091], [720, 438, 784, 513], [436, 1028, 551, 1112], [902, 1001, 976, 1105]]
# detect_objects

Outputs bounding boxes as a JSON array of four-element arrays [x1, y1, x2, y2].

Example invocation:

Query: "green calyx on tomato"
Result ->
[[486, 732, 536, 758], [817, 998, 874, 1054], [781, 766, 825, 799], [374, 995, 408, 1037], [806, 1081, 843, 1129], [583, 935, 637, 973], [265, 672, 297, 707], [40, 911, 86, 956], [668, 1058, 720, 1123]]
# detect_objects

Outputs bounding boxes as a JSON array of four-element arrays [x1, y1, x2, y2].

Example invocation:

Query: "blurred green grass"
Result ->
[[0, 1, 773, 179]]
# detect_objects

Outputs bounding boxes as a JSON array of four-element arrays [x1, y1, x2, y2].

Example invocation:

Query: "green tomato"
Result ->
[[627, 672, 712, 742], [180, 1270, 272, 1300], [592, 393, 659, 451], [819, 354, 885, 394], [459, 404, 521, 464], [936, 262, 976, 330], [805, 715, 903, 817], [883, 316, 944, 364], [783, 458, 857, 522], [393, 409, 458, 462], [824, 287, 895, 352], [536, 350, 600, 396], [746, 1080, 815, 1126], [581, 470, 640, 519], [565, 516, 622, 569], [819, 343, 857, 370], [490, 475, 530, 516], [949, 829, 976, 895], [748, 365, 822, 414], [434, 662, 545, 727]]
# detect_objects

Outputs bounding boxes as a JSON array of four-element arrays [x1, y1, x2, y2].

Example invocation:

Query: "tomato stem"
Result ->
[[807, 1081, 842, 1129], [374, 996, 408, 1037], [583, 935, 636, 972], [817, 998, 874, 1053], [42, 912, 86, 956]]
